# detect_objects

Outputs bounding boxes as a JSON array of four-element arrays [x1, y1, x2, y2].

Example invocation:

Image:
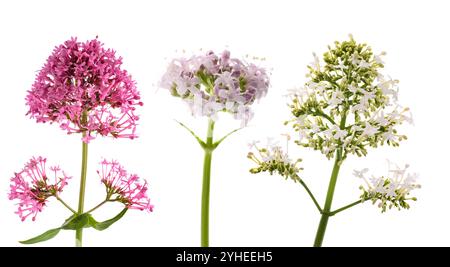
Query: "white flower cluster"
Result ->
[[354, 161, 420, 212], [247, 136, 302, 182], [287, 36, 412, 159]]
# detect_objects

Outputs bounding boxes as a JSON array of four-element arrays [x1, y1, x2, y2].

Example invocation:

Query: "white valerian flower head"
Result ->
[[286, 87, 303, 97], [247, 140, 260, 149], [353, 168, 369, 179], [328, 90, 344, 106], [349, 84, 361, 94], [374, 110, 389, 127], [309, 52, 321, 71], [247, 135, 303, 182], [322, 144, 335, 155], [287, 36, 412, 160], [377, 76, 399, 101], [336, 58, 348, 70], [351, 52, 360, 66], [356, 161, 420, 212], [362, 122, 378, 136], [334, 128, 348, 140], [311, 123, 321, 133], [289, 86, 312, 105], [358, 59, 371, 69], [374, 52, 386, 65], [321, 129, 332, 140], [351, 102, 366, 113]]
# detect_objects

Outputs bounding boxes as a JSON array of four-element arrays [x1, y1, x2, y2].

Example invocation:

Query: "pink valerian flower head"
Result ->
[[9, 157, 71, 221], [160, 50, 270, 125], [98, 159, 153, 212], [26, 37, 143, 143]]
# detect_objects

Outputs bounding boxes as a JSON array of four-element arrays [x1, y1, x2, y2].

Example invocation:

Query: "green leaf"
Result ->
[[19, 228, 61, 244], [62, 214, 77, 227], [213, 128, 242, 149], [19, 213, 77, 245], [62, 213, 92, 230], [90, 208, 128, 231], [175, 120, 206, 149], [19, 209, 128, 245]]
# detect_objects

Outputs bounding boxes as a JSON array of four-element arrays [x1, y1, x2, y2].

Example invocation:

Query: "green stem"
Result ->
[[55, 195, 77, 214], [293, 174, 322, 213], [201, 118, 215, 247], [313, 111, 347, 247], [299, 180, 322, 213], [329, 199, 366, 216], [76, 112, 89, 247], [85, 199, 109, 214], [313, 148, 342, 247], [314, 110, 337, 126]]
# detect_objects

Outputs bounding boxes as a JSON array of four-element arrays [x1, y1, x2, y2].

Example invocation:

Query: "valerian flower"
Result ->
[[354, 161, 420, 212], [9, 157, 71, 221], [286, 35, 412, 159], [248, 36, 419, 247], [26, 37, 143, 143], [160, 50, 270, 125], [248, 135, 303, 182], [98, 159, 154, 212]]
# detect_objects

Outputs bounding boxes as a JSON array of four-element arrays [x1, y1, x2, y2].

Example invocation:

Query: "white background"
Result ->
[[0, 0, 448, 247]]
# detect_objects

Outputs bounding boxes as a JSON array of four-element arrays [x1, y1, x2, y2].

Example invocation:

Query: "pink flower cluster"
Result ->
[[98, 159, 153, 212], [160, 50, 270, 124], [9, 157, 71, 221], [26, 37, 143, 143], [9, 157, 153, 221]]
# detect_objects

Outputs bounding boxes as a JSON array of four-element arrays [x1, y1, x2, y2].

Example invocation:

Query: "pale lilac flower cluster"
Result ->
[[160, 50, 270, 125], [98, 159, 154, 212], [26, 37, 143, 143], [9, 157, 71, 221], [354, 161, 420, 212]]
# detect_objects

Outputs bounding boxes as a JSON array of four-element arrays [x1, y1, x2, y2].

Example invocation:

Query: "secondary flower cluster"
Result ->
[[160, 50, 270, 125], [287, 36, 412, 159], [8, 157, 71, 221], [26, 37, 143, 143], [9, 157, 153, 221], [247, 136, 303, 182], [354, 161, 420, 212], [99, 159, 153, 212]]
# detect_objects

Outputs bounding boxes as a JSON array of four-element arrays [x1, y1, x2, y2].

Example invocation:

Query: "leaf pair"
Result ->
[[176, 120, 241, 150], [20, 209, 127, 244]]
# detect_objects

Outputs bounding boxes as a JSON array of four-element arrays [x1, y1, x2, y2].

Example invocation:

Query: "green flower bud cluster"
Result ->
[[247, 139, 303, 183], [354, 164, 420, 212]]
